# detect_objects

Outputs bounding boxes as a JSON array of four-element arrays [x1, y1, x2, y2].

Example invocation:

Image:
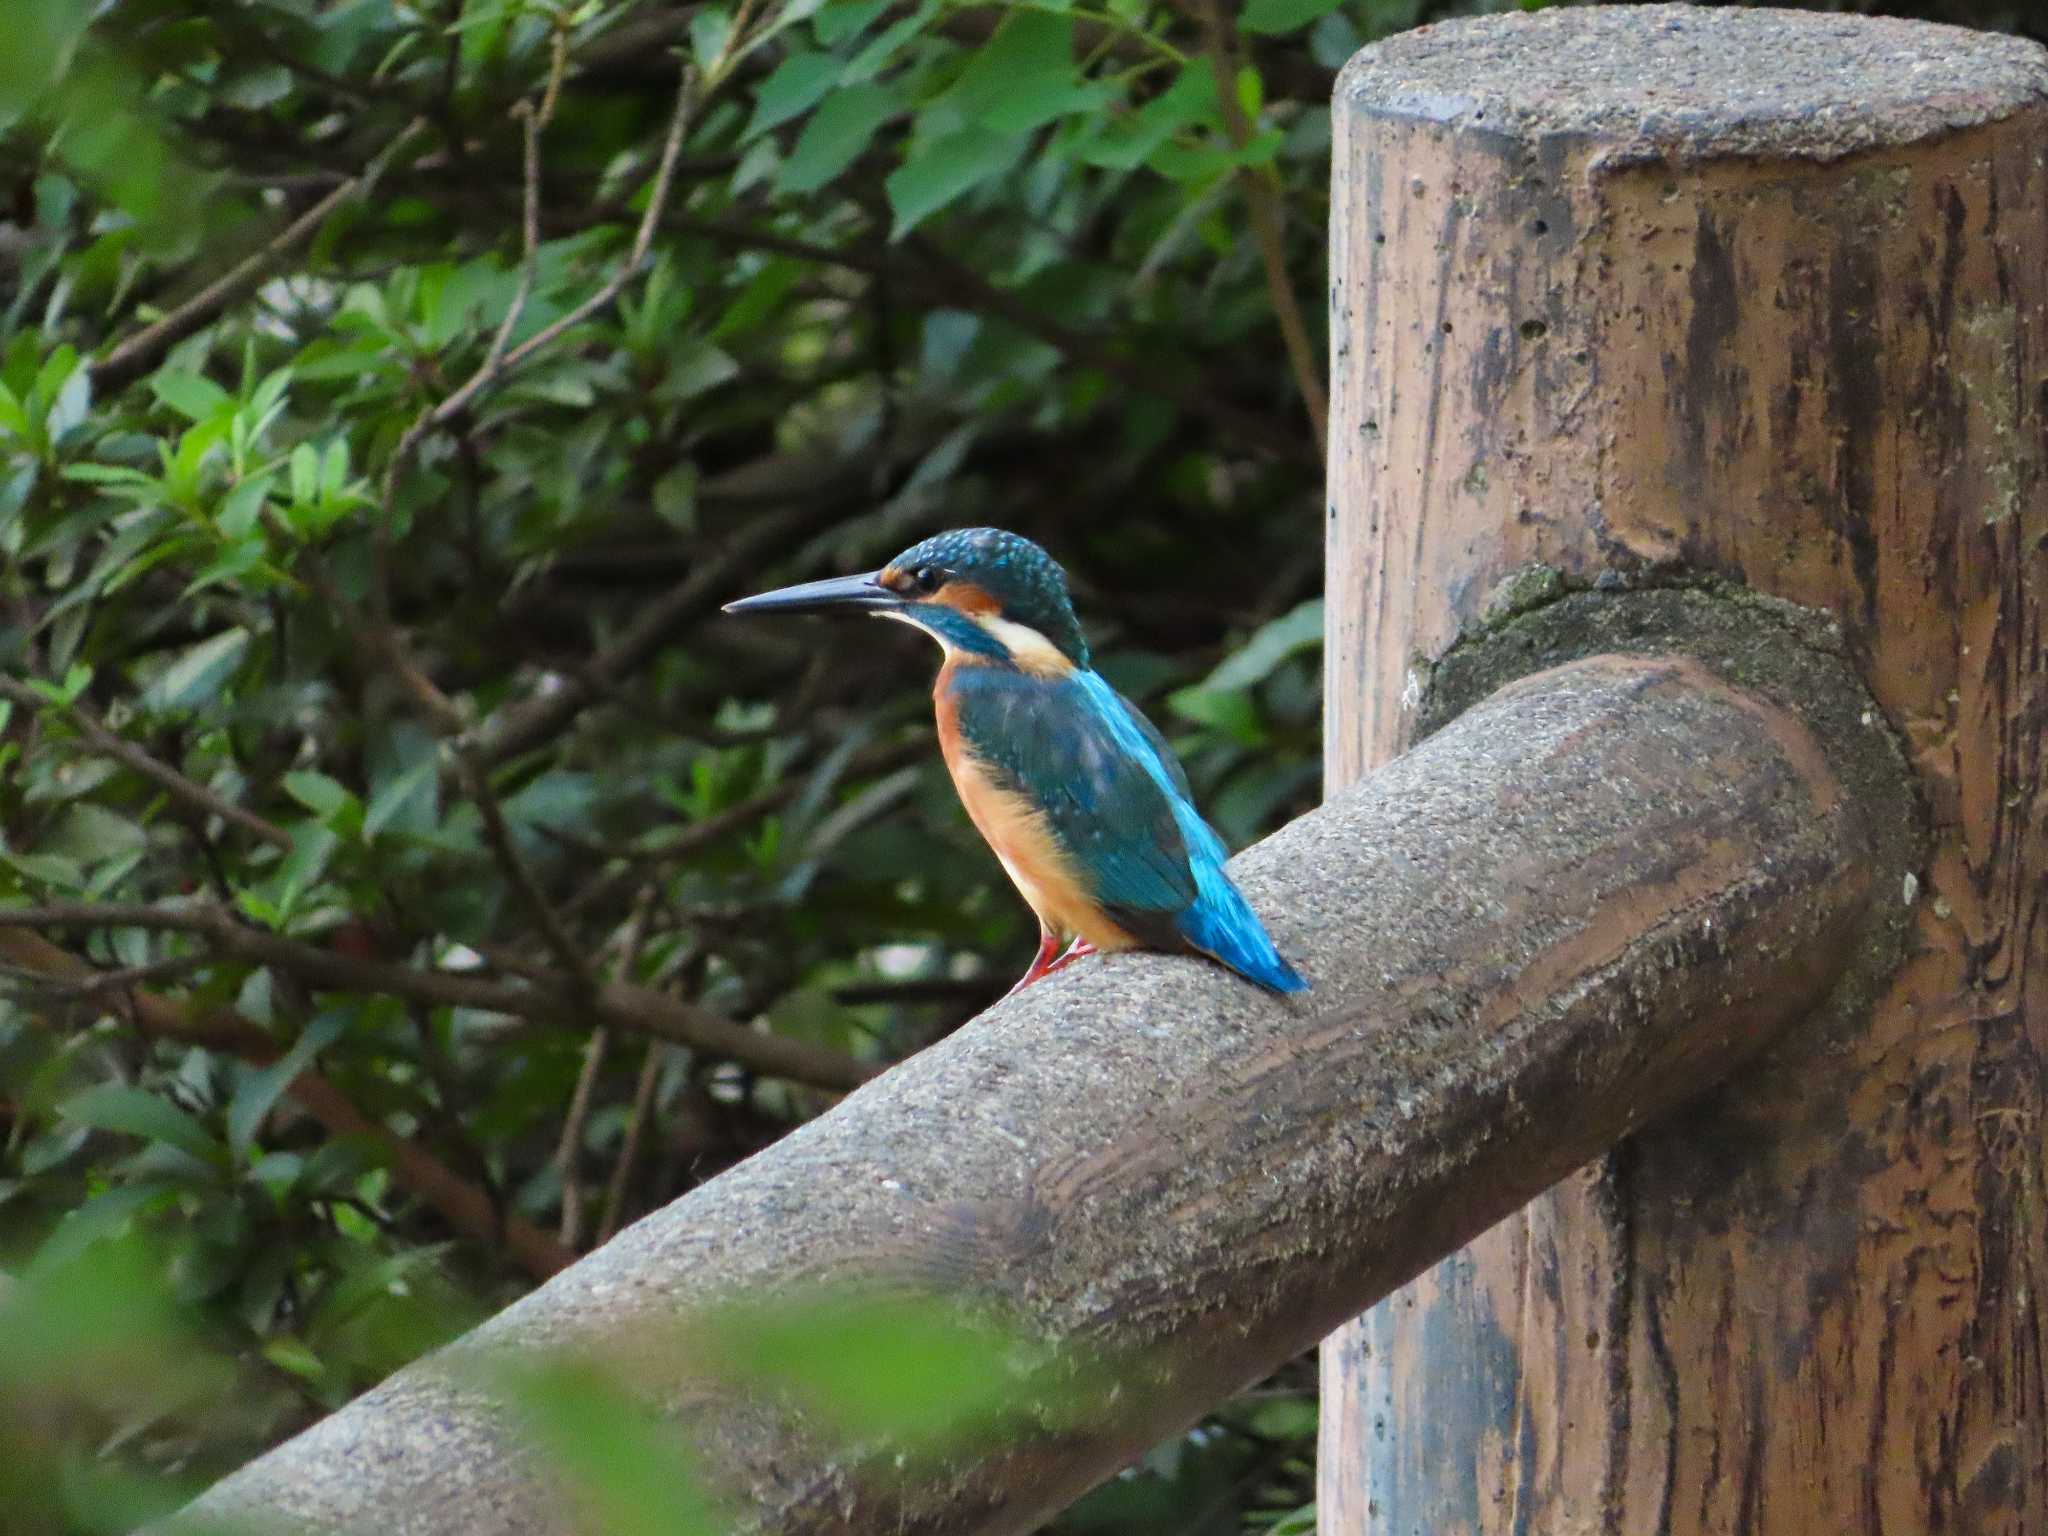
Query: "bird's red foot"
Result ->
[[1003, 931, 1063, 1000], [1003, 935, 1097, 998], [1043, 937, 1096, 975]]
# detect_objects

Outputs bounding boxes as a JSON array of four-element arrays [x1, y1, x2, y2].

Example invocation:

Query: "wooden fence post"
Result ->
[[1321, 8, 2048, 1534]]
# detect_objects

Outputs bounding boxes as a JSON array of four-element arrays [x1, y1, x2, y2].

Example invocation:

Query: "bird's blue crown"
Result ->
[[884, 528, 1090, 668]]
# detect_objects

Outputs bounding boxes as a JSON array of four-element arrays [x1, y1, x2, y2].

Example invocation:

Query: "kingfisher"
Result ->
[[723, 528, 1307, 996]]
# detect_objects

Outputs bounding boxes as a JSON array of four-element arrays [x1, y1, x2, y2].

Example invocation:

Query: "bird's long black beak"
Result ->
[[721, 570, 901, 617]]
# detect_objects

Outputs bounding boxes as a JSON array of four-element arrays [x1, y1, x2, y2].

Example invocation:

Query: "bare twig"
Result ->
[[1186, 0, 1326, 450], [0, 676, 291, 849], [898, 233, 1314, 465], [0, 951, 212, 1005], [456, 63, 700, 387], [556, 886, 653, 1248], [479, 100, 545, 385], [596, 1033, 666, 1244], [478, 29, 566, 385], [360, 52, 699, 675], [261, 508, 466, 736], [0, 902, 875, 1091], [556, 1025, 610, 1247], [460, 750, 602, 996], [0, 922, 573, 1280], [558, 734, 929, 921], [477, 497, 825, 767], [378, 60, 701, 535], [92, 121, 427, 392]]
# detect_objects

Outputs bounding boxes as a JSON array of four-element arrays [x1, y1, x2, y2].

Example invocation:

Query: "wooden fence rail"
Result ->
[[162, 633, 1905, 1535]]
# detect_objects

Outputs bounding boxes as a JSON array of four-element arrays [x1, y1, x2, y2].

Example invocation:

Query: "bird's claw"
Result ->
[[1043, 937, 1096, 975], [1003, 935, 1097, 999]]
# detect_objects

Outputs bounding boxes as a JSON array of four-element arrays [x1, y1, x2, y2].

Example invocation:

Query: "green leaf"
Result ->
[[745, 51, 841, 140], [43, 803, 146, 864], [1200, 599, 1323, 691], [840, 0, 935, 83], [814, 0, 889, 45], [261, 1334, 327, 1383], [943, 12, 1096, 134], [48, 361, 92, 438], [221, 64, 294, 110], [60, 1084, 227, 1171], [23, 1185, 179, 1274], [710, 1292, 1066, 1445], [61, 462, 158, 486], [150, 371, 231, 422], [690, 7, 732, 72], [1068, 65, 1212, 170], [217, 471, 274, 538], [234, 887, 284, 929], [653, 462, 699, 530], [289, 442, 318, 505], [885, 126, 1025, 238], [490, 1360, 719, 1536], [1167, 683, 1264, 744], [0, 379, 28, 438], [259, 821, 340, 925], [1240, 0, 1347, 34], [363, 755, 438, 844], [138, 626, 250, 716], [0, 846, 85, 890], [319, 438, 351, 497], [282, 771, 355, 821], [228, 1010, 346, 1155], [778, 84, 902, 194]]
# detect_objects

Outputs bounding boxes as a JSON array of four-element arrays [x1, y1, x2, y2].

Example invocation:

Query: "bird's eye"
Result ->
[[912, 565, 942, 593]]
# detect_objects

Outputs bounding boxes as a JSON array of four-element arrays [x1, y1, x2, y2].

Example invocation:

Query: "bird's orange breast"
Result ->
[[934, 665, 1138, 950]]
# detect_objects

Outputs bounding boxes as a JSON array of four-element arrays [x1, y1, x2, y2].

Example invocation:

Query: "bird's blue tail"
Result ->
[[1176, 878, 1309, 994]]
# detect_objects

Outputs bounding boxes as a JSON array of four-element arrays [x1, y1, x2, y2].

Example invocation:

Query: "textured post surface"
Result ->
[[164, 647, 1893, 1536], [1323, 7, 2048, 1534]]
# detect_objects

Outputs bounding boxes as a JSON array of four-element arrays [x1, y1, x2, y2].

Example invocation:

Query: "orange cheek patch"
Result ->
[[933, 582, 1000, 615]]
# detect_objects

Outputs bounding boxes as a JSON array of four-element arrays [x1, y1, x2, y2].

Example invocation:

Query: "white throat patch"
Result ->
[[975, 614, 1074, 675], [876, 605, 1072, 673]]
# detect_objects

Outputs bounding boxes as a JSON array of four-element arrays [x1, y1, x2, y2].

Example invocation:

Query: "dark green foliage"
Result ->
[[0, 0, 2028, 1530]]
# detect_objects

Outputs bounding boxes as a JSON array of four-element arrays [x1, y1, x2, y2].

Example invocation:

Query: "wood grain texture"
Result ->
[[1321, 8, 2048, 1534], [160, 654, 1884, 1536]]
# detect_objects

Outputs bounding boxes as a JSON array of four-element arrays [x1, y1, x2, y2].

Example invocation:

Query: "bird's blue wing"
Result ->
[[947, 667, 1197, 932], [952, 667, 1307, 992], [1074, 672, 1308, 993]]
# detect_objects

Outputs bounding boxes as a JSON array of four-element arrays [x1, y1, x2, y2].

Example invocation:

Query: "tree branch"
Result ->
[[556, 733, 928, 922], [555, 888, 652, 1250], [0, 902, 876, 1092], [475, 497, 828, 767], [460, 750, 603, 997], [0, 924, 572, 1280], [596, 1032, 666, 1246], [1186, 0, 1327, 450], [155, 650, 1906, 1536], [378, 60, 701, 539], [263, 509, 467, 736], [899, 232, 1315, 465], [0, 677, 291, 849], [91, 121, 426, 392]]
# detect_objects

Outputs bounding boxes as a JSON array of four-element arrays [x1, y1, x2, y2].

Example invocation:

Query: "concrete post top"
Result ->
[[1337, 3, 2048, 162]]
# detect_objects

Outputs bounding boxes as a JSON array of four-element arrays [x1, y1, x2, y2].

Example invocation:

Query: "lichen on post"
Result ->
[[1323, 7, 2048, 1533]]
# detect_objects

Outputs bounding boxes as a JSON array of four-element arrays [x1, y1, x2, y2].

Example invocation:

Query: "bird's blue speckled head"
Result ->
[[722, 527, 1089, 673], [880, 528, 1089, 668]]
